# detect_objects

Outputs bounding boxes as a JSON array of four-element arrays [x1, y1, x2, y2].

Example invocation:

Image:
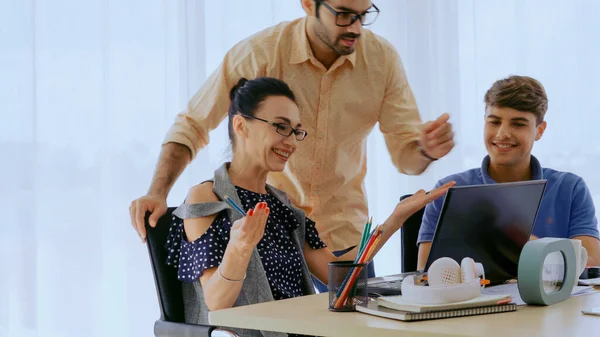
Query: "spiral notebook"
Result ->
[[356, 301, 517, 322], [377, 293, 512, 313]]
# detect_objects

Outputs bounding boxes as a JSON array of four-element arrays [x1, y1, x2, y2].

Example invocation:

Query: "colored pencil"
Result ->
[[361, 218, 372, 250], [349, 218, 372, 299], [332, 225, 383, 308], [335, 229, 381, 307], [223, 195, 246, 216], [357, 217, 372, 255]]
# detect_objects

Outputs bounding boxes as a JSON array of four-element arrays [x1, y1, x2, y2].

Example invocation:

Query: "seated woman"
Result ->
[[165, 77, 454, 333]]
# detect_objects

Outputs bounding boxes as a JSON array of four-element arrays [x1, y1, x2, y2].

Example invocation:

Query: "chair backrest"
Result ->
[[145, 208, 186, 323], [400, 195, 425, 273]]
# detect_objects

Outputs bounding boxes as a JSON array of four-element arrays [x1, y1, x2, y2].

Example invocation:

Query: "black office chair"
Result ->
[[145, 208, 238, 337], [399, 194, 426, 273]]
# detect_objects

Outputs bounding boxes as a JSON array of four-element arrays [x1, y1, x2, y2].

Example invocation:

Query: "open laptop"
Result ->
[[365, 180, 546, 296], [425, 180, 547, 284]]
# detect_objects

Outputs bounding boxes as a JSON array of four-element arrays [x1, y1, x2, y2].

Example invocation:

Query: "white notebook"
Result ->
[[357, 301, 517, 322], [376, 294, 512, 313], [579, 277, 600, 286]]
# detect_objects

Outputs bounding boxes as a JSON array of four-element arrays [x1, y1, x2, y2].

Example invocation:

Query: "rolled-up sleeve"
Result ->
[[378, 42, 423, 174], [163, 41, 266, 159]]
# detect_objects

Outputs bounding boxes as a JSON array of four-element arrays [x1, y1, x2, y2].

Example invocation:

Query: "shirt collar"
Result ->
[[289, 17, 356, 68], [289, 17, 311, 65], [480, 155, 544, 184], [345, 48, 357, 66]]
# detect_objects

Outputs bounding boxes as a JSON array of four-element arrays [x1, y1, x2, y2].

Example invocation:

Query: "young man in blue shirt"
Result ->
[[417, 75, 600, 270]]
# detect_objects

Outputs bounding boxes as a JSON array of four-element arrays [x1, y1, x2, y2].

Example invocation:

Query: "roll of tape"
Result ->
[[517, 238, 576, 306]]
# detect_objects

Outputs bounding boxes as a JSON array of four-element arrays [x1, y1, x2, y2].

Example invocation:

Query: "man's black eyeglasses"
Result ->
[[241, 114, 308, 141], [320, 1, 380, 27]]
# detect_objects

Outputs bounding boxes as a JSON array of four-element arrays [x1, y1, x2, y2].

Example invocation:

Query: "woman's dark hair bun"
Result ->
[[226, 76, 297, 148], [229, 78, 249, 100]]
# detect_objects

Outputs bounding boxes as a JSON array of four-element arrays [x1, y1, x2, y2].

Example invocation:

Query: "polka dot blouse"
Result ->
[[166, 186, 327, 301]]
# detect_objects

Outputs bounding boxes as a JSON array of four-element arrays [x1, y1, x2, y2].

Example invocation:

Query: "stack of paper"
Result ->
[[482, 283, 597, 305], [579, 278, 600, 286], [376, 294, 512, 312], [356, 294, 516, 322]]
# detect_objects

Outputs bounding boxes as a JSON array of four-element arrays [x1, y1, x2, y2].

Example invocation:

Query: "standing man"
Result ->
[[130, 0, 454, 290]]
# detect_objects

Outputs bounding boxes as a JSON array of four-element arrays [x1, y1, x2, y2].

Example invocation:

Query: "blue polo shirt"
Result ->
[[417, 155, 599, 245]]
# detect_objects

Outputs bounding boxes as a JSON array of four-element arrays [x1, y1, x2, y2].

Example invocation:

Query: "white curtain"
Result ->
[[2, 1, 598, 336], [367, 0, 600, 276]]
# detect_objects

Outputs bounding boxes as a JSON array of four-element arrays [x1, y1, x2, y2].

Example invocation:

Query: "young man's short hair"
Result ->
[[484, 75, 548, 124]]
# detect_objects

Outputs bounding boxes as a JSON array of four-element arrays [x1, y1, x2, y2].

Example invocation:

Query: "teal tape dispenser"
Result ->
[[517, 238, 577, 305]]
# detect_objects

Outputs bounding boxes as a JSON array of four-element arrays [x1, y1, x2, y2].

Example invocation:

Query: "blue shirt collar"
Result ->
[[480, 155, 543, 184]]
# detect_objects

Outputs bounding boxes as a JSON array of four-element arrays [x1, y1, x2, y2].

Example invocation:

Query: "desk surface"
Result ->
[[210, 292, 600, 337]]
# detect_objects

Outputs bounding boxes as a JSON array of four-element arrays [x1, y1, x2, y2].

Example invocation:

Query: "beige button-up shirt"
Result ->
[[164, 17, 423, 251]]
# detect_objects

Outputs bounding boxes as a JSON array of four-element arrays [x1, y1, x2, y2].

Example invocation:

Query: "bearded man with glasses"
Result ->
[[130, 0, 455, 293]]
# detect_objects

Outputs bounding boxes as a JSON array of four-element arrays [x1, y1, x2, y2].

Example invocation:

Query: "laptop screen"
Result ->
[[425, 180, 547, 284]]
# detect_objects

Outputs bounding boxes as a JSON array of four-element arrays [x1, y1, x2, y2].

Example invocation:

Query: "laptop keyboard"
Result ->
[[365, 272, 424, 297], [366, 280, 403, 296], [373, 280, 403, 288]]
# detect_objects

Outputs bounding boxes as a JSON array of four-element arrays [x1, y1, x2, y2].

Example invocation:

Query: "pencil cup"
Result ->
[[328, 261, 368, 312]]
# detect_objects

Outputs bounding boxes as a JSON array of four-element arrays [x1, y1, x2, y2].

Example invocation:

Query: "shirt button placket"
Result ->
[[311, 73, 330, 201]]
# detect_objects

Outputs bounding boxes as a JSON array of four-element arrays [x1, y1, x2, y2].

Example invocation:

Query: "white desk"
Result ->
[[210, 291, 600, 337]]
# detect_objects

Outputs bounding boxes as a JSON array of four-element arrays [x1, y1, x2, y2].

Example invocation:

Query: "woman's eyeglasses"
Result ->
[[241, 114, 308, 141]]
